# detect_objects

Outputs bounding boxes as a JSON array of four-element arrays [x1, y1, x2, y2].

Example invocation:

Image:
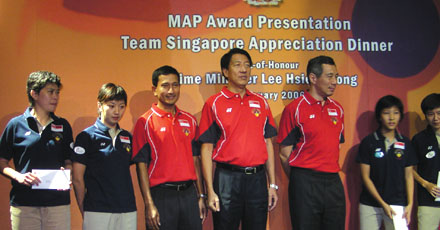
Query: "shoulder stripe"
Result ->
[[212, 94, 227, 159], [145, 113, 159, 178], [290, 97, 307, 164]]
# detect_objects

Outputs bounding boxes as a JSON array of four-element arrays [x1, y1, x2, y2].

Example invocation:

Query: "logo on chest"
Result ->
[[426, 150, 436, 159], [374, 148, 384, 158]]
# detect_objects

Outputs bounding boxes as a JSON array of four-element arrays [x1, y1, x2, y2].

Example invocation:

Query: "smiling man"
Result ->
[[278, 56, 346, 230], [132, 65, 206, 230], [198, 48, 278, 230]]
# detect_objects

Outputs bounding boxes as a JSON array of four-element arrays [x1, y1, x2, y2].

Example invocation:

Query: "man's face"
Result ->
[[223, 53, 251, 90], [153, 74, 180, 109], [32, 83, 60, 113], [99, 100, 126, 128], [426, 107, 440, 131], [311, 64, 338, 98]]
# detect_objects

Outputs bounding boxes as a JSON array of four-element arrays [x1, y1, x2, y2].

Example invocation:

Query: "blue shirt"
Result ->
[[72, 119, 136, 213], [0, 107, 73, 206]]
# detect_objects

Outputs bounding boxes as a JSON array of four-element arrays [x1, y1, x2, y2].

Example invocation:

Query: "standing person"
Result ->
[[72, 83, 136, 230], [412, 93, 440, 230], [278, 56, 345, 230], [198, 48, 279, 230], [132, 65, 206, 230], [357, 95, 416, 230], [0, 71, 73, 230]]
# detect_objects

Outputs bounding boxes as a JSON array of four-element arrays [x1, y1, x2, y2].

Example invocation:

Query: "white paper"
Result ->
[[31, 169, 70, 190], [436, 171, 440, 202], [390, 205, 408, 230]]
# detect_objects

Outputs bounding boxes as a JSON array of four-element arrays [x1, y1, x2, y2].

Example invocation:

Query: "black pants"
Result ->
[[289, 167, 346, 230], [150, 184, 202, 230], [213, 166, 268, 230]]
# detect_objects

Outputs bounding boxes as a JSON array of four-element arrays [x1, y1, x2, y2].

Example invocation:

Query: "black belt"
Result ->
[[216, 162, 264, 175], [157, 180, 193, 191]]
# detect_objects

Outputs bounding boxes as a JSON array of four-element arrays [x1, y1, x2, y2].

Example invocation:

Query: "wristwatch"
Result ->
[[269, 183, 279, 190], [199, 194, 207, 199]]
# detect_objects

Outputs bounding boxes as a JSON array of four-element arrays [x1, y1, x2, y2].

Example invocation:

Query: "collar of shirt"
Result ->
[[220, 86, 251, 99], [151, 103, 182, 117], [24, 107, 57, 133], [94, 118, 121, 133], [373, 129, 404, 142], [302, 90, 334, 106]]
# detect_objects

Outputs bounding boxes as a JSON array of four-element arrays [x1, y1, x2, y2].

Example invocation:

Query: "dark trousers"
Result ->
[[150, 184, 202, 230], [213, 166, 268, 230], [289, 167, 346, 230]]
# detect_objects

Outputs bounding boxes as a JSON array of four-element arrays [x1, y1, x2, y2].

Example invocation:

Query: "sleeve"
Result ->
[[405, 139, 418, 167], [0, 119, 15, 160], [411, 134, 421, 162], [192, 121, 201, 156], [72, 131, 91, 165], [277, 105, 300, 146], [62, 119, 74, 161], [132, 117, 151, 164], [356, 137, 371, 164], [263, 100, 277, 138], [197, 101, 221, 144], [340, 106, 345, 144]]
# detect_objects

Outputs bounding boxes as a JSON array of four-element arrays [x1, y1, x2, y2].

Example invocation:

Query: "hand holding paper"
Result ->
[[390, 205, 408, 230], [31, 169, 71, 190]]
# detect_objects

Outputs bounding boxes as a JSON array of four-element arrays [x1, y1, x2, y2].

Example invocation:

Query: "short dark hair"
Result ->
[[97, 83, 127, 104], [27, 71, 62, 106], [306, 56, 336, 79], [152, 65, 180, 87], [375, 95, 404, 125], [421, 93, 440, 114], [220, 48, 253, 78]]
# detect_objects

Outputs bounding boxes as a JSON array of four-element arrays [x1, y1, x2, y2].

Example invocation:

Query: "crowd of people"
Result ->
[[0, 48, 438, 230]]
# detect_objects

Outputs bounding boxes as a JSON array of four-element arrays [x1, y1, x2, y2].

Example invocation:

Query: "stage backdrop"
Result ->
[[0, 0, 439, 229]]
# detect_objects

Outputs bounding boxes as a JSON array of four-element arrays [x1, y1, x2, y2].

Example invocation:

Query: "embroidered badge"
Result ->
[[249, 100, 261, 108], [252, 108, 261, 117], [183, 128, 190, 136], [74, 146, 85, 155], [120, 136, 130, 144], [331, 117, 338, 125], [123, 143, 131, 153], [374, 148, 384, 158], [52, 133, 63, 142], [51, 124, 63, 132], [426, 151, 436, 159], [394, 149, 404, 159]]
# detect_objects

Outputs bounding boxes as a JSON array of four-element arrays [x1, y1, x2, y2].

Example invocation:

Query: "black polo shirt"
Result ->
[[0, 107, 72, 206], [356, 130, 417, 207], [72, 119, 136, 213], [412, 126, 440, 206]]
